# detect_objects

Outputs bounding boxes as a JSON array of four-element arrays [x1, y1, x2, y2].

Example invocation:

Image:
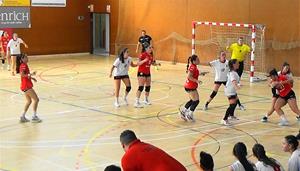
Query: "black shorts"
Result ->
[[271, 87, 280, 98], [215, 81, 227, 85], [185, 88, 197, 92], [114, 75, 129, 80], [137, 72, 151, 77], [279, 90, 296, 101], [228, 94, 237, 100]]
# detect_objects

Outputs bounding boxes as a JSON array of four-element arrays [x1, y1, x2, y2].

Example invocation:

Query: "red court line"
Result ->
[[38, 63, 78, 84], [190, 129, 220, 171], [75, 122, 130, 170]]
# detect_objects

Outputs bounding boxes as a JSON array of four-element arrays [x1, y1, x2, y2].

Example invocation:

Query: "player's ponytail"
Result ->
[[252, 144, 281, 170], [233, 142, 254, 171], [186, 55, 198, 73], [186, 56, 191, 73], [119, 48, 128, 63]]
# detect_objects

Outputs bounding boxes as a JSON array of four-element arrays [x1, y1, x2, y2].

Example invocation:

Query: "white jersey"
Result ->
[[225, 71, 240, 96], [255, 160, 285, 171], [230, 160, 257, 171], [210, 59, 229, 82], [113, 57, 132, 76], [288, 148, 300, 171], [7, 38, 24, 55]]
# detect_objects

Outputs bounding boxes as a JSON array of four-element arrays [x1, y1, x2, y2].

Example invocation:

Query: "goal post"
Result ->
[[192, 21, 265, 83]]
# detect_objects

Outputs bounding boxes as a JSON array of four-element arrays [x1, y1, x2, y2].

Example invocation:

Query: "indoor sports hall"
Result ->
[[0, 1, 299, 171]]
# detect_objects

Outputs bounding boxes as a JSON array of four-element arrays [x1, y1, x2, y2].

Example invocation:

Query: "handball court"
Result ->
[[0, 54, 299, 171]]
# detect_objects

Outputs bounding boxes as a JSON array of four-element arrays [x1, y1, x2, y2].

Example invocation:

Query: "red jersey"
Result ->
[[184, 64, 199, 89], [138, 52, 153, 74], [121, 139, 187, 171], [278, 74, 292, 97], [20, 63, 33, 91], [1, 36, 9, 53]]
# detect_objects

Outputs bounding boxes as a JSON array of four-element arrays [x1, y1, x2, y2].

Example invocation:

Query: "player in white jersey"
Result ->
[[7, 33, 28, 76], [252, 143, 284, 171], [109, 48, 137, 107], [230, 142, 257, 171], [203, 51, 229, 110], [221, 59, 240, 126]]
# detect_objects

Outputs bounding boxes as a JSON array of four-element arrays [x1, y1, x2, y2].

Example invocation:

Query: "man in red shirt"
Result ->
[[120, 130, 187, 171]]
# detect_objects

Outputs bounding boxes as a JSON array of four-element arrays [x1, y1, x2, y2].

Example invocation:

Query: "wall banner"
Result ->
[[0, 7, 31, 28]]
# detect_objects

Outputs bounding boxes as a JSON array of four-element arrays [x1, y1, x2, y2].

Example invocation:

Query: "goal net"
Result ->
[[192, 21, 266, 82]]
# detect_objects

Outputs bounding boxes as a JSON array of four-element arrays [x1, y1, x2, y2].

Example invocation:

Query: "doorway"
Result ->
[[92, 13, 110, 56]]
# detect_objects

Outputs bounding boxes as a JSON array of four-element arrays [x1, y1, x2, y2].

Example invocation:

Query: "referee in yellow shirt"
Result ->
[[227, 37, 251, 77], [226, 37, 250, 111]]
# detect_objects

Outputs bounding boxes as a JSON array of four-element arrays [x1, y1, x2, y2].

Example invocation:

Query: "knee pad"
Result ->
[[138, 86, 144, 92], [145, 86, 151, 92], [210, 91, 218, 98], [126, 86, 131, 92]]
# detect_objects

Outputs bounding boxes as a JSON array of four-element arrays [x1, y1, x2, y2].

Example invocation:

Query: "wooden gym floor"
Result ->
[[0, 54, 299, 171]]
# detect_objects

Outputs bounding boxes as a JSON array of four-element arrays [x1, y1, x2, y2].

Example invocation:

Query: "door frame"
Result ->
[[90, 12, 110, 55]]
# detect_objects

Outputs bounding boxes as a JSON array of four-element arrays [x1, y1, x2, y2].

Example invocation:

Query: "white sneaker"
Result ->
[[7, 65, 10, 71], [186, 110, 195, 122], [179, 107, 187, 121], [296, 116, 300, 121], [221, 119, 231, 126], [31, 115, 42, 123], [239, 105, 246, 111], [144, 100, 151, 105], [20, 116, 30, 123], [278, 120, 289, 126], [114, 101, 120, 108], [203, 104, 208, 111], [124, 97, 128, 106], [134, 102, 143, 108]]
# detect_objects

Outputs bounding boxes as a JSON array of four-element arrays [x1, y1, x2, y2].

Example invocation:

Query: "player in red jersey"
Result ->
[[261, 62, 294, 122], [17, 54, 42, 123], [268, 69, 300, 126], [134, 42, 160, 108], [179, 54, 201, 121], [0, 31, 10, 70]]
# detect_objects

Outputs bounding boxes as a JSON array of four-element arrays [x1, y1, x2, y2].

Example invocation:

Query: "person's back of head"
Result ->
[[233, 142, 254, 171], [284, 135, 299, 152], [252, 143, 266, 160], [200, 151, 214, 171], [252, 143, 280, 169], [120, 130, 137, 145], [104, 165, 121, 171]]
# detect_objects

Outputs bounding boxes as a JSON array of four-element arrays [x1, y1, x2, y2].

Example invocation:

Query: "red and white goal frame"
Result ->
[[192, 21, 265, 83]]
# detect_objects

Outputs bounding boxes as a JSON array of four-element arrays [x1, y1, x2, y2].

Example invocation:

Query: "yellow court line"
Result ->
[[80, 123, 118, 171], [0, 163, 18, 171], [58, 126, 90, 157]]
